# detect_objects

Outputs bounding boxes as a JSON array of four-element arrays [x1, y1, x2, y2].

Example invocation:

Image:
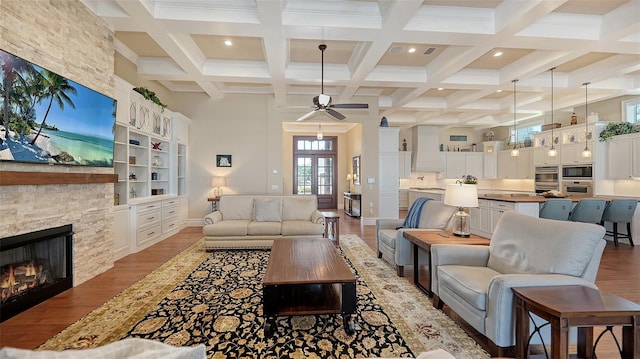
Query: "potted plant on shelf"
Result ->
[[599, 122, 639, 142], [133, 87, 167, 111]]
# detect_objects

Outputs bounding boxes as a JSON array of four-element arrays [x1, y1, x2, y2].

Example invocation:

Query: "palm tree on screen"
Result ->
[[30, 69, 77, 145], [1, 51, 35, 143]]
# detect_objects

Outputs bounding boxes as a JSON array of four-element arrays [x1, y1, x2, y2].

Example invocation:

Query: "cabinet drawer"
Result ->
[[138, 201, 162, 213], [162, 205, 179, 219], [138, 209, 161, 227], [163, 198, 179, 207], [489, 201, 515, 210], [137, 224, 161, 243], [477, 199, 489, 208], [162, 217, 179, 233]]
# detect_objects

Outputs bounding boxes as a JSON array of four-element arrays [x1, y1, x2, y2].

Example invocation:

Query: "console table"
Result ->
[[343, 192, 361, 218]]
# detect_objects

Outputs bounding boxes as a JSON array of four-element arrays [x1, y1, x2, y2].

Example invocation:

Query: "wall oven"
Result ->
[[534, 166, 559, 193], [562, 180, 593, 196], [562, 165, 593, 180]]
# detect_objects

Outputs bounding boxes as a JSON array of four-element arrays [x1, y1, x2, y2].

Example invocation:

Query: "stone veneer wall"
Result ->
[[0, 0, 116, 285]]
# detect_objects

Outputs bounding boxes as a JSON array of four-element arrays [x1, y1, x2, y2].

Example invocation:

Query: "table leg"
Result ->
[[412, 243, 432, 297], [577, 327, 593, 358], [341, 282, 356, 335], [334, 218, 340, 246], [550, 316, 570, 359], [515, 297, 530, 359], [622, 315, 639, 359]]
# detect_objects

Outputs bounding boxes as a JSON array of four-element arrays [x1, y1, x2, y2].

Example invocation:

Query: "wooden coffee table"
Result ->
[[402, 230, 490, 299], [262, 238, 357, 337], [513, 285, 640, 359]]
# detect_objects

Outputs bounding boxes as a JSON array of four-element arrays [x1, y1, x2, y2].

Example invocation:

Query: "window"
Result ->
[[511, 123, 542, 144], [622, 97, 640, 124]]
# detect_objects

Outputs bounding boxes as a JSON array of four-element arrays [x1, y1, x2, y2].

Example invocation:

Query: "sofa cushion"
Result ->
[[488, 211, 606, 276], [254, 198, 282, 222], [202, 220, 250, 236], [248, 221, 282, 235], [220, 197, 254, 220], [282, 196, 317, 221], [418, 201, 455, 229], [438, 265, 501, 311], [281, 220, 324, 236], [378, 229, 397, 249]]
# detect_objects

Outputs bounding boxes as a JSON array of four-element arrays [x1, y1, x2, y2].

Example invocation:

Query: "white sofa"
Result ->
[[202, 195, 325, 250], [376, 200, 456, 276], [431, 211, 606, 356]]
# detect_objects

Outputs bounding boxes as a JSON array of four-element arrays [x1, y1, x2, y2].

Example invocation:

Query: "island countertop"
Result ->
[[478, 194, 640, 203]]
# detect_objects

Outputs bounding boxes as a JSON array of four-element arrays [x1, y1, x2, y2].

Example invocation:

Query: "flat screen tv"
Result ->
[[0, 49, 116, 167]]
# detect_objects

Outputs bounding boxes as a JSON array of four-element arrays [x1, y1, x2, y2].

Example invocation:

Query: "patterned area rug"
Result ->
[[40, 235, 489, 358]]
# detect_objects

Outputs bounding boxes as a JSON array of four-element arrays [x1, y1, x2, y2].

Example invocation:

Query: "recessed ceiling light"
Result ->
[[224, 40, 233, 46], [496, 90, 503, 93], [437, 88, 444, 91], [408, 47, 416, 53], [389, 46, 403, 54], [493, 51, 503, 57]]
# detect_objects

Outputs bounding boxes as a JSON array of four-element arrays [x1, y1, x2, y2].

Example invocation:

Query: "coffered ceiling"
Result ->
[[81, 0, 640, 129]]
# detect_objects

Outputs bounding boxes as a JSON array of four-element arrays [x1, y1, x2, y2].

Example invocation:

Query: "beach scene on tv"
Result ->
[[0, 49, 116, 167]]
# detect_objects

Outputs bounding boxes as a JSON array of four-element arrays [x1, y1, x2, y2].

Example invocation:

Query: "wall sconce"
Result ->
[[211, 176, 226, 198]]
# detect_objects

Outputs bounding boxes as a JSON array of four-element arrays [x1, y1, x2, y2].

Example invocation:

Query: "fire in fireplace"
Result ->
[[1, 224, 73, 322]]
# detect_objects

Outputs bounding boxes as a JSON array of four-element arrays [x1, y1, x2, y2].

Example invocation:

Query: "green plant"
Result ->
[[133, 87, 167, 111], [599, 122, 639, 141], [461, 174, 477, 184]]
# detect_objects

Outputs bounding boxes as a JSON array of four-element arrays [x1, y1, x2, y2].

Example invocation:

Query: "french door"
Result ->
[[293, 136, 337, 209]]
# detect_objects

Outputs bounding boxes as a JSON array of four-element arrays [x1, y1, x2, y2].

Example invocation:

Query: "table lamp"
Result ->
[[444, 183, 479, 237], [211, 176, 226, 198], [346, 174, 352, 193]]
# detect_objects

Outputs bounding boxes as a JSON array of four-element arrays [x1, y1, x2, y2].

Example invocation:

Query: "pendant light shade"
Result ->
[[581, 82, 592, 158], [547, 67, 557, 157], [511, 79, 520, 157], [316, 122, 323, 140]]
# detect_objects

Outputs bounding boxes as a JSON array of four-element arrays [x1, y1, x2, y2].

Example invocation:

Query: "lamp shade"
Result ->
[[444, 184, 479, 208], [346, 174, 352, 181], [211, 176, 226, 187]]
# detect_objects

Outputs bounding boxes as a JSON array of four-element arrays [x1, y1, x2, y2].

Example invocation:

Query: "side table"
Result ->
[[207, 197, 220, 212], [513, 285, 640, 359], [320, 211, 340, 246], [402, 231, 489, 300]]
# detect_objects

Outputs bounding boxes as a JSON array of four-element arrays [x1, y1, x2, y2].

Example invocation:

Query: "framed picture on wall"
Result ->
[[216, 154, 232, 167]]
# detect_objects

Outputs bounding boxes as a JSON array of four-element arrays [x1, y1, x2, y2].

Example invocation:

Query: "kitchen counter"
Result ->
[[478, 194, 640, 203]]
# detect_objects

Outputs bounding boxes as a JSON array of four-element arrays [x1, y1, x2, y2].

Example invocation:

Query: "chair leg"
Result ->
[[613, 222, 619, 247], [377, 250, 382, 258], [396, 265, 404, 277], [627, 222, 634, 246]]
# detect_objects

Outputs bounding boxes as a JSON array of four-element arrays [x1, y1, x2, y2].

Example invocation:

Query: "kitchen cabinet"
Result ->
[[607, 133, 640, 179], [398, 151, 412, 179], [399, 189, 408, 209], [516, 148, 533, 179], [442, 152, 483, 179], [483, 153, 497, 179], [470, 199, 539, 238], [561, 143, 592, 165], [533, 147, 561, 166], [498, 149, 533, 179]]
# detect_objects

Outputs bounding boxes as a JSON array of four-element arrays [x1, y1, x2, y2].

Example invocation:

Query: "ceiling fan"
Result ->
[[296, 44, 369, 122]]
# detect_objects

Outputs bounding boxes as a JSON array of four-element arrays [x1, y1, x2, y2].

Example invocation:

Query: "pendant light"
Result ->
[[316, 122, 323, 140], [547, 67, 558, 157], [510, 79, 520, 157], [581, 82, 592, 158]]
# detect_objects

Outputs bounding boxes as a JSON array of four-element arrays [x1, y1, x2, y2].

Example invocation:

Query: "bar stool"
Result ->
[[569, 198, 606, 224], [601, 199, 637, 246], [539, 199, 572, 221]]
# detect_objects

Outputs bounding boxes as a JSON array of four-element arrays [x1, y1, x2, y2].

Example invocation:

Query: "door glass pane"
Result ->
[[297, 157, 312, 194], [317, 157, 333, 195]]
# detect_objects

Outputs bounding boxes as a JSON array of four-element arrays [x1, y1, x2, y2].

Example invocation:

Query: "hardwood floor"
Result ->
[[1, 212, 638, 358]]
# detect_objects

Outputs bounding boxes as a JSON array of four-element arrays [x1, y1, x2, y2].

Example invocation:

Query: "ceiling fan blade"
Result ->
[[331, 103, 369, 109], [326, 108, 346, 121], [296, 109, 319, 122]]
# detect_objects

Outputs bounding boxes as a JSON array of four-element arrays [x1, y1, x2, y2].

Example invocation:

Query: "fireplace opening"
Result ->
[[1, 224, 73, 322]]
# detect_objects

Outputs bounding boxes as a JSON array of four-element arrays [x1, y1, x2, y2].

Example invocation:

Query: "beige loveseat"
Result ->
[[202, 195, 325, 250]]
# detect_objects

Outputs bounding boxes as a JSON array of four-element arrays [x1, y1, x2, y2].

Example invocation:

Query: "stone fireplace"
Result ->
[[1, 225, 74, 322]]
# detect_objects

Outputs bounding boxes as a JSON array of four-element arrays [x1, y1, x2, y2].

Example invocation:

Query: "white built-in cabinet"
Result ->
[[470, 199, 539, 238], [440, 152, 483, 179], [607, 133, 640, 179], [533, 147, 561, 166], [561, 143, 592, 165], [112, 76, 190, 257], [497, 148, 532, 179], [379, 128, 400, 219], [483, 153, 497, 179], [398, 151, 412, 179]]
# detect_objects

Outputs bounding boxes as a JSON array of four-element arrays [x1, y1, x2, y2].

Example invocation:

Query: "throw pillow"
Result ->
[[254, 198, 282, 222]]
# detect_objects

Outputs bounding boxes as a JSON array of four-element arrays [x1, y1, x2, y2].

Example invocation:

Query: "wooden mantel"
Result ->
[[0, 171, 118, 186]]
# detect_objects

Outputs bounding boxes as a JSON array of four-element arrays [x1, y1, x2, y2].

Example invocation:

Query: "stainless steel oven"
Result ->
[[562, 165, 593, 180], [535, 166, 559, 193], [562, 180, 593, 196]]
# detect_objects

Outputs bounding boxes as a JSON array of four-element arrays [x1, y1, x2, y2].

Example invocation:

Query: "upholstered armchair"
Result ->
[[430, 211, 606, 356], [376, 200, 455, 276]]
